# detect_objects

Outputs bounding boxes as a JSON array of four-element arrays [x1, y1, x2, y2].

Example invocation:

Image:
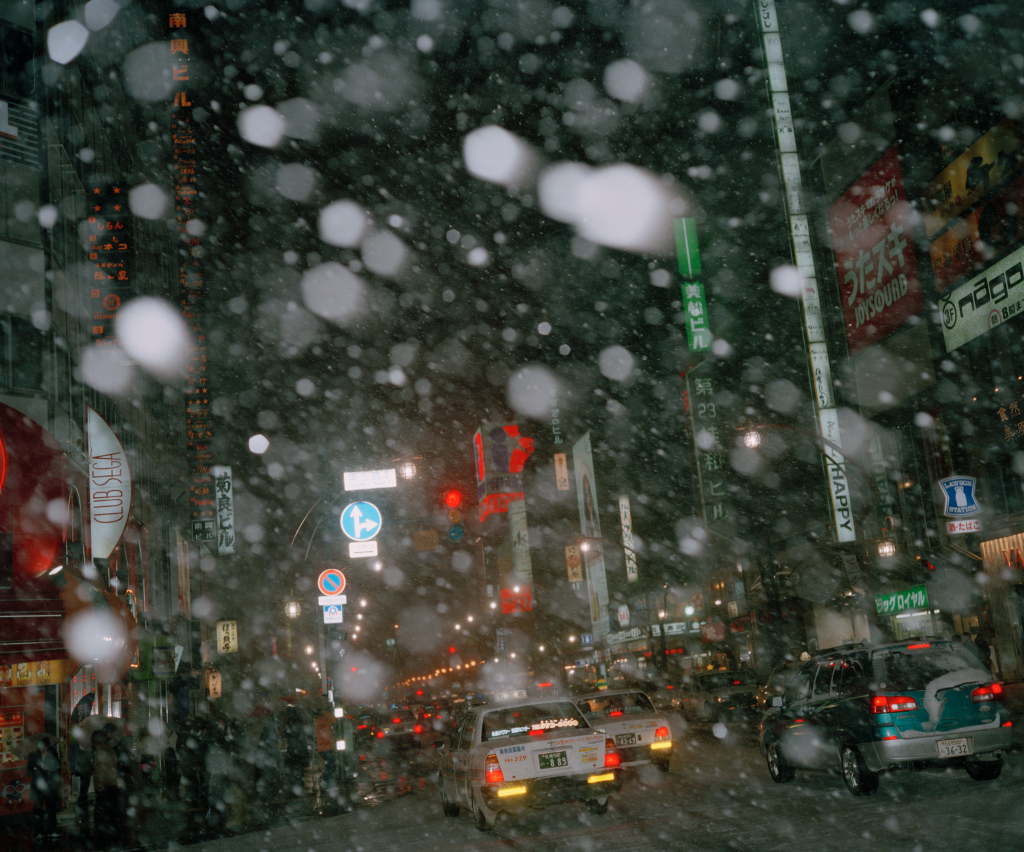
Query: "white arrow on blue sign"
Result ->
[[339, 501, 382, 542]]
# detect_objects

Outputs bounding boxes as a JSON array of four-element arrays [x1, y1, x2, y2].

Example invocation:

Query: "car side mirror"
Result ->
[[771, 696, 783, 708]]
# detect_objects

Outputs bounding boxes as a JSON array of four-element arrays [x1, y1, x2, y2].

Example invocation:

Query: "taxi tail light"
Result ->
[[655, 726, 670, 741], [870, 694, 918, 714], [393, 717, 402, 724], [485, 753, 504, 784], [972, 682, 1004, 703], [603, 738, 620, 769], [608, 711, 623, 716]]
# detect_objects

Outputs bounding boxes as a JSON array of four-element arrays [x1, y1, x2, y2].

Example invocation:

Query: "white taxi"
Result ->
[[575, 690, 673, 772], [436, 696, 623, 830]]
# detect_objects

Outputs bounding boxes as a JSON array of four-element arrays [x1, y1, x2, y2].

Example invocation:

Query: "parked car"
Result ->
[[575, 690, 673, 771], [435, 696, 622, 830], [677, 670, 759, 724], [759, 639, 1013, 796], [755, 663, 801, 714]]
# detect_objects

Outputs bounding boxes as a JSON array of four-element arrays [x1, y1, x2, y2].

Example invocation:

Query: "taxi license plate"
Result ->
[[936, 738, 971, 758], [538, 751, 568, 769], [615, 733, 636, 746]]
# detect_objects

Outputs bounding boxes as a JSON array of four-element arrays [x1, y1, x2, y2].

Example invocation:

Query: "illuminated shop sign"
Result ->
[[88, 183, 133, 345], [875, 584, 928, 615], [87, 406, 132, 560], [938, 242, 1024, 352]]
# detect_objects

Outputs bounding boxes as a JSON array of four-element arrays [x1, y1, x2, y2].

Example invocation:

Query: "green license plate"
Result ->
[[615, 733, 636, 746], [538, 751, 568, 769]]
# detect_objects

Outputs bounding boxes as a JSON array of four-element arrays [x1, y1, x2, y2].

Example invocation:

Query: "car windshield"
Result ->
[[481, 702, 589, 741], [578, 692, 656, 717], [3, 1, 1022, 849]]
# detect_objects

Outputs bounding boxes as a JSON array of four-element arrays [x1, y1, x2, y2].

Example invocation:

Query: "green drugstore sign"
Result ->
[[875, 584, 928, 615]]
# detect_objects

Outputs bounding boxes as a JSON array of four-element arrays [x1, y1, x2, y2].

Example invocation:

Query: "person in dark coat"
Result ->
[[27, 735, 62, 839], [92, 730, 120, 847]]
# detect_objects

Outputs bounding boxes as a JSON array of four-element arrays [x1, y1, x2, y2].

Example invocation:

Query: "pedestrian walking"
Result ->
[[26, 734, 62, 840], [93, 730, 120, 847], [74, 741, 94, 823]]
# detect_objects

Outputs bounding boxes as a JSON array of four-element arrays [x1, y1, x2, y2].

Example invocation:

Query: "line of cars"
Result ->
[[433, 686, 674, 831]]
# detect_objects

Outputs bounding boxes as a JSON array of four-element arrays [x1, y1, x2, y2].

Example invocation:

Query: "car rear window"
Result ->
[[481, 702, 589, 742], [577, 692, 655, 718], [873, 643, 987, 691]]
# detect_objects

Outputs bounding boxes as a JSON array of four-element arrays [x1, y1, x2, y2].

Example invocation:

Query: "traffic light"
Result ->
[[444, 488, 465, 543]]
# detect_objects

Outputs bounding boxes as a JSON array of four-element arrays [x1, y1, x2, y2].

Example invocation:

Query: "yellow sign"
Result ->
[[414, 529, 439, 551], [924, 117, 1024, 238], [0, 659, 70, 688], [207, 670, 222, 699], [215, 620, 238, 654]]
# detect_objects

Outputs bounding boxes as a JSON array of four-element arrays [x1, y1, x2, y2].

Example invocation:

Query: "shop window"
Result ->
[[1, 23, 34, 99]]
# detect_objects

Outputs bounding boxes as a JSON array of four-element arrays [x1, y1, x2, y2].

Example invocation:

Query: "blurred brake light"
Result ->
[[972, 682, 1004, 703], [655, 726, 669, 741], [414, 725, 423, 734], [485, 753, 504, 784], [609, 710, 623, 716], [528, 728, 546, 736], [376, 731, 384, 738], [603, 738, 620, 768], [393, 717, 401, 724], [871, 695, 918, 714], [733, 680, 741, 685], [906, 643, 931, 649]]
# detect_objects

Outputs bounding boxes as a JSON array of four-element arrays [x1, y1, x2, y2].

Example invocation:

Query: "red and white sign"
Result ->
[[700, 621, 726, 644], [947, 518, 981, 535], [317, 568, 346, 596], [828, 145, 923, 356]]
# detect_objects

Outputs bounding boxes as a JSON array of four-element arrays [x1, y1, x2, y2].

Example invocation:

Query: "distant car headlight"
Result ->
[[716, 696, 725, 703]]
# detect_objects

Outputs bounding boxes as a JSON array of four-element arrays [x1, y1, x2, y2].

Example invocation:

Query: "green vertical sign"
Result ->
[[674, 218, 711, 351]]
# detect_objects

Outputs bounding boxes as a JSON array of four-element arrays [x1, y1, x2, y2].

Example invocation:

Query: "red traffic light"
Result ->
[[444, 489, 462, 509]]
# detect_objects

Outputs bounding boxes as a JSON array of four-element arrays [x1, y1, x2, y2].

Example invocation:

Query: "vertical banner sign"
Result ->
[[757, 0, 856, 544], [685, 363, 729, 529], [565, 545, 582, 583], [212, 466, 235, 555], [618, 495, 638, 582], [674, 218, 711, 351], [87, 183, 133, 345], [473, 423, 534, 521], [501, 499, 533, 614], [87, 407, 132, 560], [169, 11, 214, 540], [554, 453, 570, 490], [573, 433, 609, 642]]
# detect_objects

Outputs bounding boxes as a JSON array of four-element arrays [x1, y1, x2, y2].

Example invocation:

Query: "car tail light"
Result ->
[[393, 717, 401, 724], [655, 726, 669, 741], [870, 695, 918, 714], [906, 643, 931, 649], [376, 731, 384, 738], [485, 753, 504, 784], [414, 725, 423, 734], [603, 738, 620, 768], [609, 710, 623, 716], [972, 682, 1004, 703]]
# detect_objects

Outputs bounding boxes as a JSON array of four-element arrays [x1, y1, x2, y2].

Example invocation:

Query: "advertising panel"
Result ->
[[574, 433, 609, 642], [938, 241, 1024, 352], [923, 117, 1024, 239], [929, 169, 1024, 293], [828, 145, 923, 356]]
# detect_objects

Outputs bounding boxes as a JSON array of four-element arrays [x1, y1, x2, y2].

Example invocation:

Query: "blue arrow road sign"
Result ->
[[340, 501, 382, 541]]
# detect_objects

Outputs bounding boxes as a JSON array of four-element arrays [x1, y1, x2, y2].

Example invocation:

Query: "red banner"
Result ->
[[500, 585, 532, 615], [828, 146, 923, 355]]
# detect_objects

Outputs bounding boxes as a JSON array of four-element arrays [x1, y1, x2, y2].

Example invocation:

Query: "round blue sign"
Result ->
[[340, 501, 382, 541]]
